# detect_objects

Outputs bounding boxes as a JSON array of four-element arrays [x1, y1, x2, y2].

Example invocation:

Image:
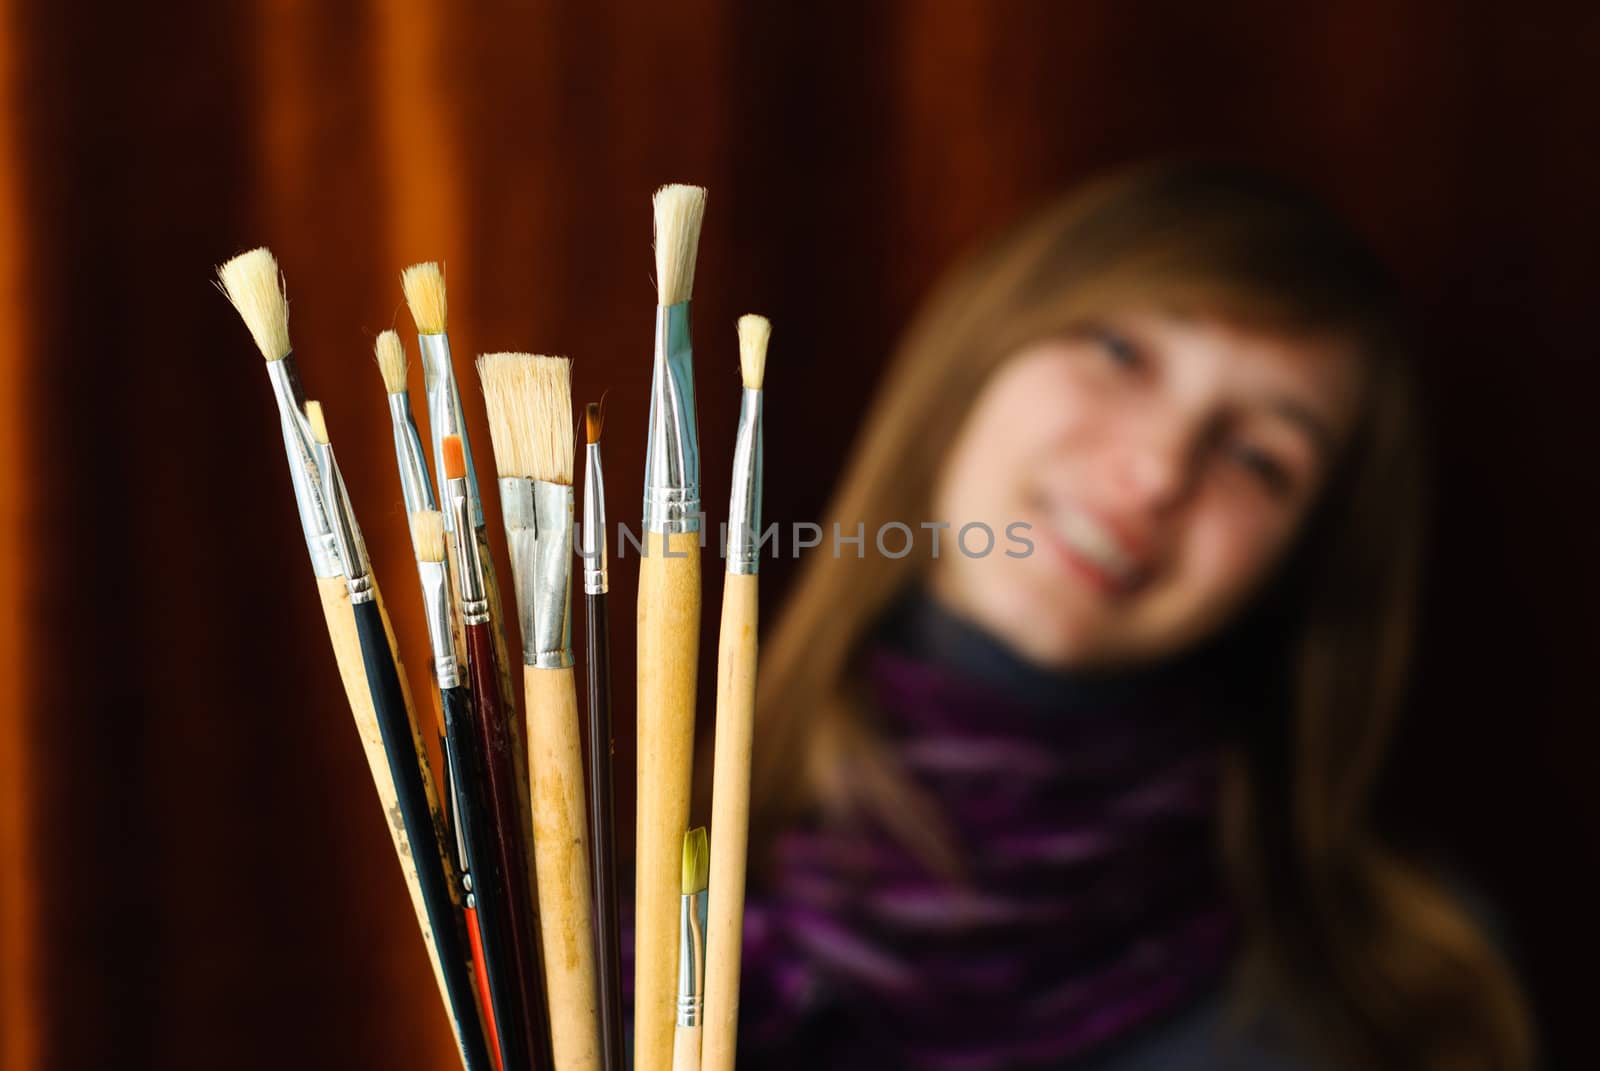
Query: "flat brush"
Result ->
[[582, 401, 625, 1071], [216, 251, 472, 1064], [672, 828, 710, 1071], [443, 432, 552, 1070], [309, 404, 491, 1071], [636, 183, 709, 1071], [409, 508, 523, 1071], [478, 354, 600, 1071], [700, 315, 769, 1071]]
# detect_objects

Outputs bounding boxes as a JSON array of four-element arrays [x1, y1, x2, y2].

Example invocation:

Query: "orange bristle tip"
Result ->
[[442, 435, 467, 480], [585, 402, 603, 444]]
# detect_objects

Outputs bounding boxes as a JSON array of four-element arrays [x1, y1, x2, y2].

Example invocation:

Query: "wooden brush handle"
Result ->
[[354, 598, 492, 1071], [443, 685, 525, 1071], [671, 1022, 703, 1071], [585, 591, 624, 1071], [525, 664, 601, 1071], [465, 619, 553, 1070], [315, 576, 459, 1056], [700, 573, 758, 1071], [635, 531, 703, 1071]]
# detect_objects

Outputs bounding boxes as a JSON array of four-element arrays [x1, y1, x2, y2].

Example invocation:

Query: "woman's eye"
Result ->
[[1094, 329, 1141, 369], [1230, 443, 1293, 496]]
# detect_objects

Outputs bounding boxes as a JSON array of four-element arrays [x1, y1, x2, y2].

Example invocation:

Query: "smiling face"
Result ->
[[929, 309, 1365, 670]]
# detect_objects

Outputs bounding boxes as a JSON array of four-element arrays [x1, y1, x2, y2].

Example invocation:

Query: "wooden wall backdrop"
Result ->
[[0, 1, 1595, 1067]]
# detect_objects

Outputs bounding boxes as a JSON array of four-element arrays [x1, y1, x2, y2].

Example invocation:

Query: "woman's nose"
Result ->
[[1107, 421, 1193, 512]]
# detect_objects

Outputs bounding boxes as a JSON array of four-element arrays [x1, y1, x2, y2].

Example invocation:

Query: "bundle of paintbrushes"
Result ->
[[215, 182, 772, 1071]]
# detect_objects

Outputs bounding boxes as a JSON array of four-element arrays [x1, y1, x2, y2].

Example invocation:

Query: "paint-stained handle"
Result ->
[[354, 598, 492, 1071], [526, 664, 602, 1071]]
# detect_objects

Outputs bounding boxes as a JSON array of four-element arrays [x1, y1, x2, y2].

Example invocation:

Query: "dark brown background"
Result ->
[[0, 1, 1595, 1068]]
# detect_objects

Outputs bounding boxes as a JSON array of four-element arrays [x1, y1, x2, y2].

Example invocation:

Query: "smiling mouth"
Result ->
[[1042, 503, 1147, 595]]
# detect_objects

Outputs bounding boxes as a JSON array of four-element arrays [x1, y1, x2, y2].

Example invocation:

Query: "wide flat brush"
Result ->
[[443, 433, 553, 1069], [700, 316, 769, 1071], [636, 183, 709, 1071], [478, 354, 600, 1071], [409, 508, 523, 1071], [216, 251, 471, 1063], [310, 403, 491, 1071], [582, 401, 624, 1071]]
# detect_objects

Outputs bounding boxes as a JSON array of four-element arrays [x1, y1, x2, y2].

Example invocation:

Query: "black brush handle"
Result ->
[[585, 590, 623, 1071], [443, 684, 528, 1071], [353, 599, 492, 1071]]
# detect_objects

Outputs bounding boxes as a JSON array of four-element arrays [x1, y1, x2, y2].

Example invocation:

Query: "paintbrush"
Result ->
[[700, 315, 769, 1071], [408, 508, 524, 1071], [308, 402, 491, 1071], [401, 264, 529, 828], [672, 827, 710, 1071], [582, 400, 624, 1071], [215, 250, 476, 1066], [374, 330, 457, 841], [478, 353, 601, 1071], [636, 183, 709, 1071], [443, 431, 553, 1069]]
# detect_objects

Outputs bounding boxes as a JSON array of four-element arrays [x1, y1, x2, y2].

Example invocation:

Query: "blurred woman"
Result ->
[[733, 162, 1532, 1069]]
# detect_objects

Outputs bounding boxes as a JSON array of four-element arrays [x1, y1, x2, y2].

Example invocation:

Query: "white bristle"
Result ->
[[408, 509, 446, 563], [652, 184, 707, 306], [216, 247, 291, 362], [305, 400, 328, 445], [737, 314, 770, 391], [477, 353, 574, 485], [375, 330, 409, 393], [401, 262, 448, 334]]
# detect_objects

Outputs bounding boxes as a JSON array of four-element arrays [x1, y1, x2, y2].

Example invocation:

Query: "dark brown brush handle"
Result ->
[[465, 618, 552, 1070], [354, 599, 492, 1071], [443, 684, 526, 1071], [585, 590, 623, 1071]]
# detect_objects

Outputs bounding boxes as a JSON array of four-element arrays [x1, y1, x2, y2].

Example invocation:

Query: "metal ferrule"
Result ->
[[727, 387, 764, 575], [416, 559, 460, 689], [642, 301, 701, 534], [318, 444, 373, 604], [500, 478, 573, 668], [448, 477, 488, 625], [419, 332, 485, 532], [676, 889, 707, 1027], [388, 392, 437, 514], [582, 442, 608, 596], [265, 358, 341, 578]]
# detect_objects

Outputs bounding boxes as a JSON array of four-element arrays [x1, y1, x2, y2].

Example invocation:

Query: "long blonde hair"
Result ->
[[750, 162, 1532, 1068]]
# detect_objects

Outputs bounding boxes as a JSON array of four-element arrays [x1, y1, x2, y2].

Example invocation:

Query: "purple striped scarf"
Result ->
[[630, 592, 1246, 1069]]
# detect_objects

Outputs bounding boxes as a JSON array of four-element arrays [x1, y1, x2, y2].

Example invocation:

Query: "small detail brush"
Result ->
[[672, 827, 710, 1071], [409, 508, 523, 1071], [375, 330, 457, 852], [636, 183, 709, 1071], [443, 432, 552, 1069], [216, 251, 473, 1065], [309, 403, 491, 1071], [582, 400, 624, 1071], [700, 315, 769, 1071], [478, 354, 601, 1071]]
